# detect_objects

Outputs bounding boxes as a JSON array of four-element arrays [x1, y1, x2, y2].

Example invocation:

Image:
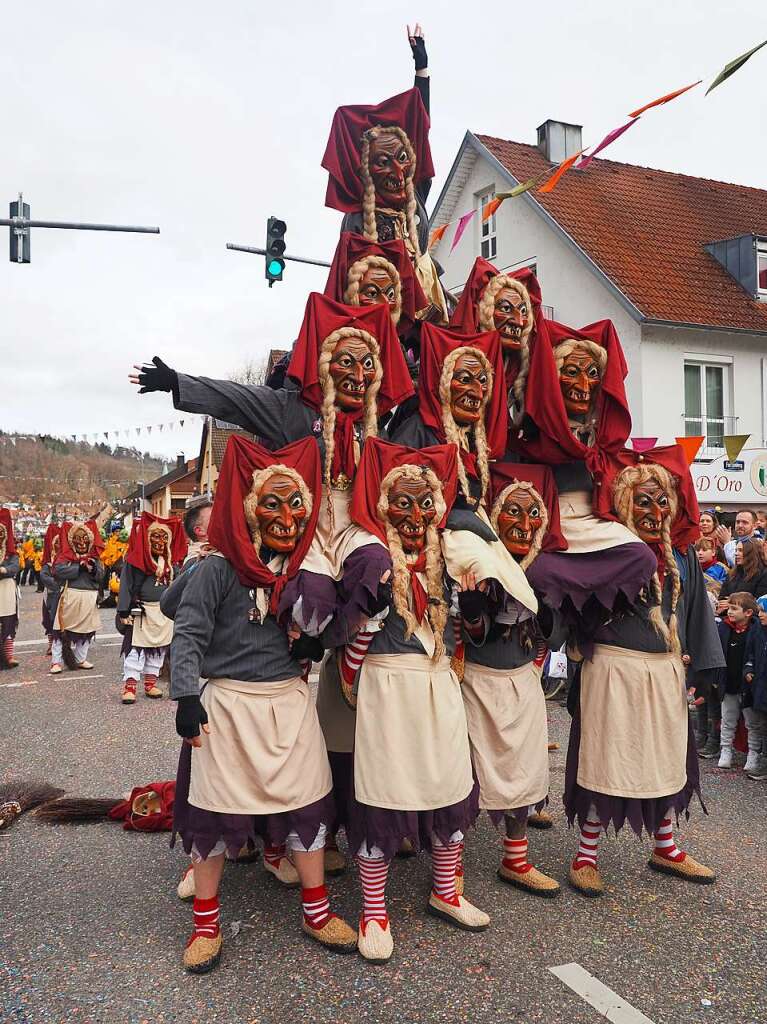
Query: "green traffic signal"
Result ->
[[268, 258, 284, 276]]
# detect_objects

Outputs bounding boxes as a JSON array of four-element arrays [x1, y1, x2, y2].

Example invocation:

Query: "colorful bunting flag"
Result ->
[[538, 150, 585, 194], [628, 80, 702, 118], [723, 433, 750, 463], [482, 197, 503, 222], [706, 39, 767, 95], [631, 437, 659, 453], [577, 119, 640, 170], [675, 435, 704, 465], [450, 210, 476, 253], [497, 178, 539, 201], [429, 223, 449, 249]]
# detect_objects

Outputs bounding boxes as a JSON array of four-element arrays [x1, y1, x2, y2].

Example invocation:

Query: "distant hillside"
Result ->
[[0, 433, 165, 506]]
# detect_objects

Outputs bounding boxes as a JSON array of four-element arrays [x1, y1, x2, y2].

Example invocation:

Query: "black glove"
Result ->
[[290, 632, 324, 663], [369, 580, 392, 616], [137, 356, 178, 395], [458, 587, 488, 623], [409, 33, 428, 71], [175, 694, 208, 739]]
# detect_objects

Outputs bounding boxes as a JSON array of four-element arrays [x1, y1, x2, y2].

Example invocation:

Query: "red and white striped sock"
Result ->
[[189, 895, 220, 942], [263, 844, 287, 868], [3, 637, 14, 662], [431, 838, 462, 906], [455, 839, 465, 884], [341, 631, 375, 688], [356, 855, 389, 924], [302, 884, 332, 930], [502, 834, 532, 875], [573, 817, 602, 870], [653, 817, 685, 863]]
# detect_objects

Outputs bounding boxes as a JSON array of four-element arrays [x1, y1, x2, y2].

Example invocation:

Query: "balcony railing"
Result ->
[[681, 414, 740, 458]]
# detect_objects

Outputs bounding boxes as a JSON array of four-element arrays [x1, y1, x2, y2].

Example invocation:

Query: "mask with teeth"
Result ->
[[631, 478, 671, 544], [357, 265, 398, 310], [558, 343, 603, 419], [329, 336, 377, 414], [386, 476, 437, 553], [496, 487, 544, 560], [253, 473, 308, 554], [492, 287, 529, 353], [71, 527, 92, 556], [365, 129, 414, 209], [148, 528, 167, 559], [449, 351, 489, 427]]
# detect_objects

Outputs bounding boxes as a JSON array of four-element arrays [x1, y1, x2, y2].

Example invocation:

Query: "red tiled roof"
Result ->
[[476, 135, 767, 332]]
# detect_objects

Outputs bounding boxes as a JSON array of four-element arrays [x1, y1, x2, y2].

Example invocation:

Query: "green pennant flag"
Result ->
[[497, 178, 538, 200], [723, 433, 750, 463], [706, 39, 767, 95]]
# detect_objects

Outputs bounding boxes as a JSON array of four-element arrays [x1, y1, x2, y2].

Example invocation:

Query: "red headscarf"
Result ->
[[42, 523, 60, 565], [417, 323, 508, 459], [0, 508, 17, 559], [207, 435, 322, 615], [107, 781, 176, 832], [489, 462, 568, 555], [601, 444, 700, 554], [125, 512, 188, 580], [322, 88, 434, 213], [515, 318, 631, 472], [450, 258, 542, 336], [350, 436, 458, 544], [54, 519, 105, 565], [324, 232, 428, 335]]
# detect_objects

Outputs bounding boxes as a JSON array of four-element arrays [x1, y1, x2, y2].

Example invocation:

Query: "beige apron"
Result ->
[[189, 676, 332, 815], [0, 577, 17, 617], [559, 490, 643, 554], [577, 644, 688, 799], [441, 507, 538, 614], [315, 653, 356, 754], [301, 486, 385, 581], [462, 661, 549, 811], [55, 586, 100, 634], [354, 653, 473, 811], [131, 601, 173, 648]]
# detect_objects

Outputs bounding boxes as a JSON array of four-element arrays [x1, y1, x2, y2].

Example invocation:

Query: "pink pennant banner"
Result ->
[[577, 117, 640, 170], [450, 210, 476, 254], [631, 436, 659, 453]]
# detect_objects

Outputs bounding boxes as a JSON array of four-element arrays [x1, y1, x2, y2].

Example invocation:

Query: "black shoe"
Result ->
[[699, 736, 720, 759]]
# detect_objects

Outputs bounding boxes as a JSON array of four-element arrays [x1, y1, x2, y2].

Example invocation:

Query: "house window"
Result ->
[[684, 361, 728, 451], [758, 246, 767, 293], [478, 190, 497, 260]]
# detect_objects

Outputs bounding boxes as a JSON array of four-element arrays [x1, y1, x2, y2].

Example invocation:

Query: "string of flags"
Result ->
[[669, 434, 753, 467], [429, 37, 767, 254], [66, 418, 193, 445]]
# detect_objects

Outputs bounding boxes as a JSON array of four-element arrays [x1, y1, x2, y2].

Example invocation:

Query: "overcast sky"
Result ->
[[2, 0, 765, 460]]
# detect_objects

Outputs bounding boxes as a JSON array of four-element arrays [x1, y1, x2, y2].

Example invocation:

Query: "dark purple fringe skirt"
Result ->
[[563, 710, 704, 837], [279, 571, 337, 635], [41, 600, 53, 636], [51, 629, 96, 642], [328, 750, 353, 833], [487, 797, 547, 829], [347, 761, 481, 862], [171, 742, 336, 861], [323, 545, 393, 648], [527, 543, 656, 614], [0, 612, 18, 642]]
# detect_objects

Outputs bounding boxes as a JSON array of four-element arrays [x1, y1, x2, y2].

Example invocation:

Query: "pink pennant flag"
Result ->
[[631, 436, 658, 453], [577, 118, 640, 170], [450, 210, 476, 254]]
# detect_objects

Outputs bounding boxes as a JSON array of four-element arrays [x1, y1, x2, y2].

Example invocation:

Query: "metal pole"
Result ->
[[226, 242, 330, 268], [0, 218, 160, 233]]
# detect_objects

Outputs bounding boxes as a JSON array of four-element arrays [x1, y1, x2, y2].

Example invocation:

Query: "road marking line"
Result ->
[[0, 674, 105, 688], [549, 964, 656, 1024]]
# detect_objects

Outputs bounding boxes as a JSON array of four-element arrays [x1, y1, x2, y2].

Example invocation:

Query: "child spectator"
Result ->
[[695, 536, 728, 601], [743, 597, 767, 781], [714, 592, 760, 770]]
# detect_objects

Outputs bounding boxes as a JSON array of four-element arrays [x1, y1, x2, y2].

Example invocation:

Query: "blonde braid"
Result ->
[[344, 255, 403, 325], [438, 347, 494, 502], [359, 126, 419, 255], [0, 524, 6, 564]]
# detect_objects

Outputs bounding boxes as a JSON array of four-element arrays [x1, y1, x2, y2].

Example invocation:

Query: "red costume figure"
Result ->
[[39, 523, 62, 656], [52, 519, 105, 672], [0, 509, 20, 670]]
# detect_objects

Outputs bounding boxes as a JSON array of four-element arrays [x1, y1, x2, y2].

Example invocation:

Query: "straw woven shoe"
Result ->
[[357, 917, 394, 963], [568, 862, 604, 897], [183, 933, 222, 974], [426, 893, 490, 931], [498, 862, 560, 898], [648, 852, 716, 884], [302, 915, 357, 952]]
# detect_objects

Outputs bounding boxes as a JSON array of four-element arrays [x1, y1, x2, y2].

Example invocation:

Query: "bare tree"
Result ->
[[229, 358, 267, 386]]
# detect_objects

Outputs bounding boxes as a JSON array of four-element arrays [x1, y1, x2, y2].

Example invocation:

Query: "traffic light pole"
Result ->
[[227, 243, 330, 269]]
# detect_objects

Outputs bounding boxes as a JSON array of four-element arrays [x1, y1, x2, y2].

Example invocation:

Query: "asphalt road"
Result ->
[[2, 587, 766, 1024]]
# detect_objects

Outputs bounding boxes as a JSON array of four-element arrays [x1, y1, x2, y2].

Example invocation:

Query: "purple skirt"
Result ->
[[527, 543, 656, 614], [0, 612, 18, 643], [563, 709, 704, 837], [487, 797, 547, 829], [347, 759, 480, 862], [171, 742, 336, 861], [328, 750, 353, 833], [41, 600, 54, 636]]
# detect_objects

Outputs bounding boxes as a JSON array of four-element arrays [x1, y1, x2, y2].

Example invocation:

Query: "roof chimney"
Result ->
[[537, 120, 583, 163], [176, 453, 185, 470]]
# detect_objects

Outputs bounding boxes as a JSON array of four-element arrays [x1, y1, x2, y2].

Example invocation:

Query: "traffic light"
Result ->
[[265, 216, 286, 286], [9, 198, 30, 263]]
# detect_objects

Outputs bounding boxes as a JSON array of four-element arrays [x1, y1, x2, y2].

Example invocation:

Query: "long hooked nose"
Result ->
[[517, 510, 531, 533], [350, 360, 365, 384], [466, 375, 483, 398], [410, 502, 424, 525], [510, 306, 525, 327], [276, 504, 293, 528]]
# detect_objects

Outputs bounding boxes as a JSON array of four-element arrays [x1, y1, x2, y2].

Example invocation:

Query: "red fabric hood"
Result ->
[[322, 87, 434, 213], [0, 508, 17, 558], [450, 258, 542, 336], [125, 512, 188, 578], [489, 462, 568, 554], [42, 523, 60, 565], [350, 436, 458, 545], [207, 435, 321, 613], [55, 519, 105, 565], [324, 231, 428, 335]]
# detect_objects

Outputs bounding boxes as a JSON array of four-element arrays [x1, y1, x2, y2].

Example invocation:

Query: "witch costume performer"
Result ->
[[117, 513, 188, 704], [51, 519, 105, 672], [0, 508, 20, 670], [39, 524, 62, 658], [459, 462, 567, 898], [170, 435, 357, 974], [564, 445, 723, 898]]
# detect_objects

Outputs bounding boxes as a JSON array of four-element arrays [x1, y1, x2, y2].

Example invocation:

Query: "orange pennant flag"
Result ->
[[482, 196, 503, 222], [537, 150, 585, 194], [675, 435, 704, 466], [429, 223, 449, 249], [628, 80, 702, 119]]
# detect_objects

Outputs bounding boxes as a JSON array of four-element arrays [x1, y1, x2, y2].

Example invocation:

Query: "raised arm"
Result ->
[[407, 23, 431, 204]]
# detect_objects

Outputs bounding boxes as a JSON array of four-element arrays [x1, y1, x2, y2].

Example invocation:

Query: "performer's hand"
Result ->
[[176, 694, 209, 746], [681, 653, 691, 667], [129, 355, 178, 394], [457, 573, 488, 622], [290, 631, 324, 663], [0, 567, 6, 576], [407, 23, 428, 71], [119, 615, 132, 626], [745, 673, 754, 683]]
